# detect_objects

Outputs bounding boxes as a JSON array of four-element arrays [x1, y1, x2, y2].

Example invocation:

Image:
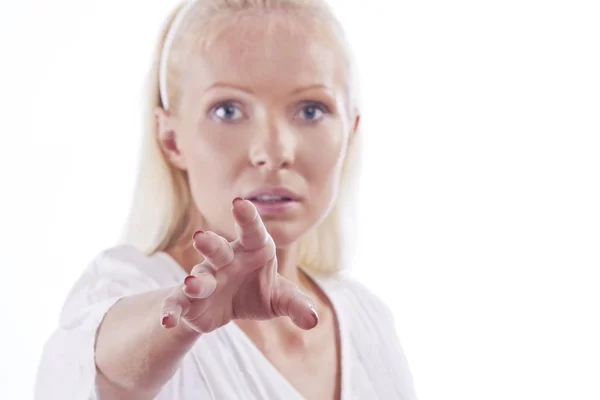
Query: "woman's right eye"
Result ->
[[211, 102, 244, 122]]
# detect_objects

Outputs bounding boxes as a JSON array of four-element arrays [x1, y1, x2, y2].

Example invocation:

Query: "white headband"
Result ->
[[159, 0, 198, 110]]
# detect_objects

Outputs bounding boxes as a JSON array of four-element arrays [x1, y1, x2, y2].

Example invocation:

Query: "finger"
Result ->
[[193, 231, 235, 268], [231, 197, 270, 250], [183, 265, 218, 299], [272, 280, 319, 330], [161, 287, 191, 329]]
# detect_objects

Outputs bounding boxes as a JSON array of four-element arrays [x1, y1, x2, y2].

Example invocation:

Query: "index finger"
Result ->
[[232, 197, 270, 250]]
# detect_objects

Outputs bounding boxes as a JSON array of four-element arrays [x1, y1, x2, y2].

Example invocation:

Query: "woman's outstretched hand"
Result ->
[[160, 197, 319, 334]]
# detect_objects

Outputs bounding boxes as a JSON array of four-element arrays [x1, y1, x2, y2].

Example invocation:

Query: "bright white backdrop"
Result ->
[[1, 1, 599, 399]]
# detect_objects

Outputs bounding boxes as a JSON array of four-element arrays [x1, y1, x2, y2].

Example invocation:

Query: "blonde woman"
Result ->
[[35, 1, 417, 399]]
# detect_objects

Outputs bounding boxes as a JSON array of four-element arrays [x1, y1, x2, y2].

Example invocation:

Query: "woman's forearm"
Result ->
[[94, 287, 200, 399]]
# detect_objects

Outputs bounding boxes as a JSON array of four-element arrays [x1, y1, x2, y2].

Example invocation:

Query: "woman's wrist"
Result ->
[[172, 319, 203, 342]]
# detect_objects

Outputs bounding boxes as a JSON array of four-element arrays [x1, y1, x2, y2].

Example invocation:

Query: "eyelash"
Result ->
[[296, 102, 330, 122], [208, 100, 331, 123], [210, 101, 245, 122]]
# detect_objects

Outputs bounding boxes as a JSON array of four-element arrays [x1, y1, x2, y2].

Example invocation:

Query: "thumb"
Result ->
[[272, 279, 319, 330]]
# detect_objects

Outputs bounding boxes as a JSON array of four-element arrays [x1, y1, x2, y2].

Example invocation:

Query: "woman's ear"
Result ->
[[154, 107, 187, 170]]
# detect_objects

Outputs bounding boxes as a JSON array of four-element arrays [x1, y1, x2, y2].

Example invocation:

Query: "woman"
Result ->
[[35, 0, 418, 399]]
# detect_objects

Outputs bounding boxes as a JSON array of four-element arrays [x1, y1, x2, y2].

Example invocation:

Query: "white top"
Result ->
[[34, 245, 418, 400]]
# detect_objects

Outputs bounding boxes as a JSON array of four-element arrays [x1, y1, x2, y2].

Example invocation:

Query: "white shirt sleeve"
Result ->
[[34, 247, 164, 400]]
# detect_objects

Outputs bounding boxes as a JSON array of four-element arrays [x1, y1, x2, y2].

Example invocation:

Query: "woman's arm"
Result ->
[[94, 287, 200, 399], [93, 199, 317, 399]]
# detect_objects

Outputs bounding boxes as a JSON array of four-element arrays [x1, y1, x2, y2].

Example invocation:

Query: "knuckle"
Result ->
[[244, 244, 276, 267], [266, 249, 276, 265], [248, 208, 260, 225], [218, 238, 235, 265], [222, 250, 235, 266], [265, 232, 275, 248], [238, 205, 259, 227], [191, 261, 213, 276], [162, 296, 176, 309], [203, 234, 221, 257], [258, 235, 276, 260], [241, 226, 270, 249], [262, 234, 276, 258], [258, 227, 270, 246], [190, 263, 204, 275]]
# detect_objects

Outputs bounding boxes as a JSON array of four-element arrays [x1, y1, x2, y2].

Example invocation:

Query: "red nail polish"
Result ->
[[232, 197, 244, 205], [183, 275, 195, 286], [161, 313, 170, 327], [192, 230, 204, 240]]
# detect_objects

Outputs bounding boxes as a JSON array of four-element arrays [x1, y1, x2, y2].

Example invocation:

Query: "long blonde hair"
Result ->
[[119, 0, 362, 277]]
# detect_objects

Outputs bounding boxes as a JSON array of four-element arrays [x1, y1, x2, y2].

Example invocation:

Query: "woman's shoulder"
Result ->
[[89, 244, 158, 270], [58, 246, 180, 324], [79, 244, 182, 285]]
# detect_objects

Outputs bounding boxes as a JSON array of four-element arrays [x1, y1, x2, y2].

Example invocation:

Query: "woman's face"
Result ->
[[158, 13, 359, 247]]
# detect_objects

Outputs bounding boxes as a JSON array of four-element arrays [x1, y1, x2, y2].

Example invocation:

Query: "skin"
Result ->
[[95, 11, 360, 400]]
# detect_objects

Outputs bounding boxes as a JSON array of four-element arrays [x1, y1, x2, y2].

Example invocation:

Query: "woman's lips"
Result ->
[[242, 186, 303, 215], [243, 187, 301, 202], [247, 197, 301, 215]]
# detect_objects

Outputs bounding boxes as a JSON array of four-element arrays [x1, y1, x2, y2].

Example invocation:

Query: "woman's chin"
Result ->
[[263, 221, 305, 249]]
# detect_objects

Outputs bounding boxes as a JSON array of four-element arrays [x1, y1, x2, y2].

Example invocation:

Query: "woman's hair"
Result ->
[[119, 0, 362, 277]]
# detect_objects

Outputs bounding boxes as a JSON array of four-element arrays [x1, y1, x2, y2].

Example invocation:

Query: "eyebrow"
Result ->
[[204, 82, 333, 95]]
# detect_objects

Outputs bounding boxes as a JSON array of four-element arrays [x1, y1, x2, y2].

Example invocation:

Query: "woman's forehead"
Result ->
[[179, 12, 347, 97]]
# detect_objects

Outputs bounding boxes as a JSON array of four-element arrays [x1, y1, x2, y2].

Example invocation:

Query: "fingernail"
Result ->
[[309, 306, 319, 325], [192, 230, 204, 241], [232, 197, 244, 205], [161, 312, 170, 328], [183, 275, 195, 286]]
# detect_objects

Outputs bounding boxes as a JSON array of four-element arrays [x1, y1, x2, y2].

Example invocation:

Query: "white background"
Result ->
[[1, 0, 599, 399]]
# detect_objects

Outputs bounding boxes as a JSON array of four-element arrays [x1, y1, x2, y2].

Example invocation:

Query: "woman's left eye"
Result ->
[[296, 103, 329, 122]]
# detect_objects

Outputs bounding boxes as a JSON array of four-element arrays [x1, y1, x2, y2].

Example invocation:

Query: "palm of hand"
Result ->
[[161, 198, 318, 334]]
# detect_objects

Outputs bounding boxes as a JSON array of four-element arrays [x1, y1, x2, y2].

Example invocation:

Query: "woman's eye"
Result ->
[[297, 103, 328, 122], [212, 103, 243, 121]]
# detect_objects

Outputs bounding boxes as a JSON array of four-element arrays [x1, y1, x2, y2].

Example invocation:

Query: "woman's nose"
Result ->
[[249, 125, 296, 170]]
